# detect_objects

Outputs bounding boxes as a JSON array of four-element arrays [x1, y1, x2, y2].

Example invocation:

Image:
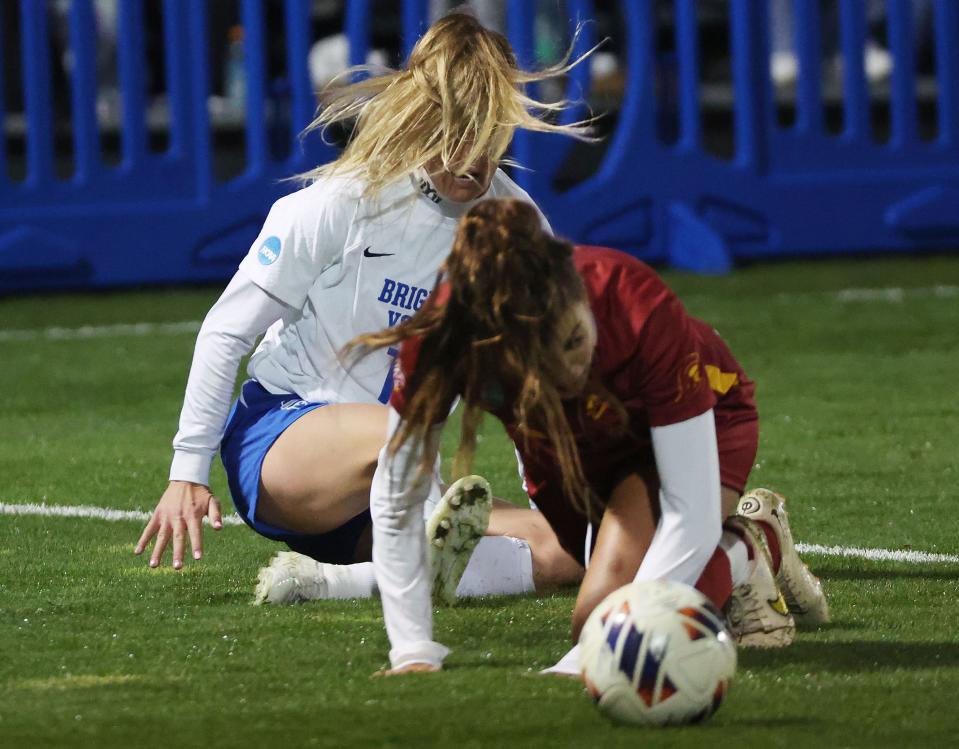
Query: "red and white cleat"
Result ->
[[737, 488, 830, 627], [723, 516, 796, 648]]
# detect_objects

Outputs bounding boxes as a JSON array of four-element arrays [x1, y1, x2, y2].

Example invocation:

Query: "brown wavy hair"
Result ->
[[298, 11, 596, 191], [349, 198, 596, 512]]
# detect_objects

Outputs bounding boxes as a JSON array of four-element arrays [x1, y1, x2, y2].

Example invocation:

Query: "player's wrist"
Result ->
[[168, 479, 207, 489], [169, 449, 214, 486]]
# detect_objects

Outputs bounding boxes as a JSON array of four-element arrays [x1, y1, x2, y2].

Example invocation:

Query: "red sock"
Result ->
[[726, 519, 782, 574], [694, 548, 734, 609], [754, 520, 782, 574]]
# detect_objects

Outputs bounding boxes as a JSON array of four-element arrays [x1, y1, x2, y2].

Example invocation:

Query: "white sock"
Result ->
[[455, 535, 536, 597], [314, 535, 535, 599], [720, 529, 752, 588], [319, 561, 377, 599], [313, 534, 535, 601]]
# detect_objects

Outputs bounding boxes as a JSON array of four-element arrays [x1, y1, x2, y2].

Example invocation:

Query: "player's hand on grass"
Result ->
[[134, 481, 223, 569], [373, 663, 441, 677]]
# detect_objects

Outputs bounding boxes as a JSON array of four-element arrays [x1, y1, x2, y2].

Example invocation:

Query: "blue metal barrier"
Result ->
[[2, 0, 959, 292], [0, 0, 334, 291], [512, 0, 959, 272]]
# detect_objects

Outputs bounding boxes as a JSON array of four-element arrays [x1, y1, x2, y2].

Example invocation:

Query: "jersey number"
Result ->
[[377, 347, 399, 404]]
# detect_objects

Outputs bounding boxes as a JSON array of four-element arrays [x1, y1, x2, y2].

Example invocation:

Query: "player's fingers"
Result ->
[[208, 495, 223, 530], [150, 525, 171, 568], [186, 515, 203, 561], [134, 515, 159, 555], [171, 519, 186, 570]]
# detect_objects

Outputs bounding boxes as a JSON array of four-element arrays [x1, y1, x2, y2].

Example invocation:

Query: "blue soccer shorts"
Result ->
[[220, 379, 372, 564]]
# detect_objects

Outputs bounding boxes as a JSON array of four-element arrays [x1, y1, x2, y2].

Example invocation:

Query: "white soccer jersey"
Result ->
[[170, 168, 547, 485], [243, 169, 546, 403]]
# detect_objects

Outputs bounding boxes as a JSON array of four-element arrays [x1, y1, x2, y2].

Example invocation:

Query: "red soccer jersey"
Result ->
[[391, 246, 756, 561]]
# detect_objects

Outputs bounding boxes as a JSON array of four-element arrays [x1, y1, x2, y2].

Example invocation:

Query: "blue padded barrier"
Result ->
[[0, 0, 334, 291], [509, 0, 959, 272], [2, 0, 959, 291]]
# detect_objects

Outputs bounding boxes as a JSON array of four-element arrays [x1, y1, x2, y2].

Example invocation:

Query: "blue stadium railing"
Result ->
[[0, 0, 336, 291], [2, 0, 958, 292]]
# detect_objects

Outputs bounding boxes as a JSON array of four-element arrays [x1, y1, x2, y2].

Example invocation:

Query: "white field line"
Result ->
[[795, 542, 959, 565], [2, 284, 958, 344], [1, 501, 957, 565], [679, 284, 957, 306], [0, 502, 245, 526], [0, 320, 200, 342], [823, 284, 958, 304]]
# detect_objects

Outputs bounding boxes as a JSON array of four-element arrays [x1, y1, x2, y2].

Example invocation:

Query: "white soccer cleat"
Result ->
[[253, 551, 329, 605], [427, 475, 492, 607], [723, 516, 796, 648], [737, 488, 830, 626]]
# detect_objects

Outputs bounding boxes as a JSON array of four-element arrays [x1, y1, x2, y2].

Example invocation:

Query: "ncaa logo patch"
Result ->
[[258, 236, 282, 265]]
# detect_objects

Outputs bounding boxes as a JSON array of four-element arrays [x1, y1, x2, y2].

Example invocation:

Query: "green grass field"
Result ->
[[2, 255, 959, 748]]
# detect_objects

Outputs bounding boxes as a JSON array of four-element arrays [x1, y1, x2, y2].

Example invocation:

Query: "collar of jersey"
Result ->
[[411, 168, 489, 220]]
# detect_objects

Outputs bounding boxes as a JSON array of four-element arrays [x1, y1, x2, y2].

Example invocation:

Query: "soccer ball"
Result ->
[[578, 579, 736, 727]]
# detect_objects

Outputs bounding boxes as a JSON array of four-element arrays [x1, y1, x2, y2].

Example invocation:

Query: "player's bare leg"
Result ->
[[485, 499, 584, 589], [255, 401, 579, 603], [257, 403, 389, 538], [540, 474, 656, 677], [259, 403, 587, 583], [570, 474, 657, 641], [255, 493, 583, 605]]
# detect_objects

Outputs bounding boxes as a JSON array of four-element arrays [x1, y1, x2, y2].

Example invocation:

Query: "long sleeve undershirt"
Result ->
[[639, 409, 723, 584], [169, 272, 295, 485], [370, 407, 449, 668]]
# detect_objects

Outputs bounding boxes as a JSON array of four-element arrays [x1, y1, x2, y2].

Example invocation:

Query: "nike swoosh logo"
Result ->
[[363, 247, 394, 258]]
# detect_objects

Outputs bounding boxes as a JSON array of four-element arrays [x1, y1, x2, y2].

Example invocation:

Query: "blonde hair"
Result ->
[[298, 11, 596, 191]]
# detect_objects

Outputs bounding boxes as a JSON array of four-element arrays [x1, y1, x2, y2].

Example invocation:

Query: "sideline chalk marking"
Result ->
[[0, 321, 201, 342], [3, 285, 958, 344], [0, 502, 245, 526], [795, 542, 959, 565], [2, 502, 957, 564]]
